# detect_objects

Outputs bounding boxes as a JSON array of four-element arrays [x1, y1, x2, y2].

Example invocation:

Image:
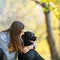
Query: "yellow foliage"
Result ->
[[35, 39, 51, 60]]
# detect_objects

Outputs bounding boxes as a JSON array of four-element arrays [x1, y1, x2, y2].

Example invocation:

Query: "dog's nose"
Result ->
[[33, 36, 36, 41], [30, 36, 36, 41]]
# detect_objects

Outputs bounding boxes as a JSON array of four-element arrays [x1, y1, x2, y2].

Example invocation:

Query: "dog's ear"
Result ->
[[21, 32, 29, 41], [23, 31, 31, 40]]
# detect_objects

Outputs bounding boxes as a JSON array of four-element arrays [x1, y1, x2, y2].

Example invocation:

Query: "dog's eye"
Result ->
[[31, 33, 34, 36]]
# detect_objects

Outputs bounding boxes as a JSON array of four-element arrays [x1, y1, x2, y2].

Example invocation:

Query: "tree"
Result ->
[[33, 0, 60, 60]]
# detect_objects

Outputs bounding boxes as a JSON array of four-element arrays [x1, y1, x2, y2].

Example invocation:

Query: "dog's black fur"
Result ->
[[22, 31, 36, 46]]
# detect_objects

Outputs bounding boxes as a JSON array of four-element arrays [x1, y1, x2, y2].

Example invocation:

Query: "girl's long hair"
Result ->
[[8, 21, 24, 53]]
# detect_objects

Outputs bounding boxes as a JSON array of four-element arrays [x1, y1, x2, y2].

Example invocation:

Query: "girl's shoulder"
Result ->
[[0, 31, 7, 38], [0, 31, 10, 42]]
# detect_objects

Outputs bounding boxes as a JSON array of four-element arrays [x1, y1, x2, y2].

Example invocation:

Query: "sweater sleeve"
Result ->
[[0, 32, 9, 60]]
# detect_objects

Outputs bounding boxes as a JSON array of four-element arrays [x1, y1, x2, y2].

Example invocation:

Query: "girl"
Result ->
[[0, 21, 33, 60]]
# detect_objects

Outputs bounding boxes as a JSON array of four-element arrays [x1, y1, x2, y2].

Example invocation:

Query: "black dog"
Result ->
[[22, 31, 36, 46], [18, 31, 45, 60]]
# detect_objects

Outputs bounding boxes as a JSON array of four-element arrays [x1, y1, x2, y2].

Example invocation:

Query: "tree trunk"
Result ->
[[44, 11, 59, 60]]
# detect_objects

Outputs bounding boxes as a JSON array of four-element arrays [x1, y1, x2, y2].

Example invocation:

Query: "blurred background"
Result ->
[[0, 0, 60, 60]]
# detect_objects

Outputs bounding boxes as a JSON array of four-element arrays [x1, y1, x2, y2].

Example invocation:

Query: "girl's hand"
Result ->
[[23, 45, 34, 53]]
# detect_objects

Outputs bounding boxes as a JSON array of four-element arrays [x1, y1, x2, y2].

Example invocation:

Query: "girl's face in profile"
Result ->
[[20, 30, 24, 36]]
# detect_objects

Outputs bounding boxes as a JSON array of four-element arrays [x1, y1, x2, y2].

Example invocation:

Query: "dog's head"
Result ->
[[22, 31, 36, 46]]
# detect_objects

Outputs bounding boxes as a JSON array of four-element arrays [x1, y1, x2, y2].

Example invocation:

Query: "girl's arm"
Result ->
[[0, 37, 9, 60], [23, 44, 34, 53]]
